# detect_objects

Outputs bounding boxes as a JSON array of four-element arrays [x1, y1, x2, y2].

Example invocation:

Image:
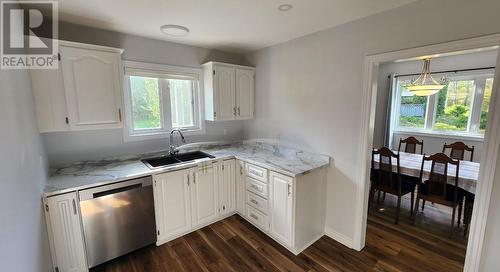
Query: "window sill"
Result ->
[[123, 127, 205, 142], [393, 129, 484, 142]]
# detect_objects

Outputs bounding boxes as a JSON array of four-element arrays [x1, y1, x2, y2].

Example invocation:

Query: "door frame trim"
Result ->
[[356, 33, 500, 272]]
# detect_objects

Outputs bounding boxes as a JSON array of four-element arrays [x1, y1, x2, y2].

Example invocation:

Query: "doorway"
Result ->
[[355, 34, 500, 272]]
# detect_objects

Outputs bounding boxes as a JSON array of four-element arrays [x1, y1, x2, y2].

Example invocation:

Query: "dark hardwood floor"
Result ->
[[90, 209, 465, 272], [369, 191, 469, 246]]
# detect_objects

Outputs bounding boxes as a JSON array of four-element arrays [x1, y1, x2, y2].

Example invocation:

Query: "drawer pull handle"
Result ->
[[250, 214, 258, 220], [250, 199, 258, 205], [250, 169, 262, 176], [72, 199, 77, 215]]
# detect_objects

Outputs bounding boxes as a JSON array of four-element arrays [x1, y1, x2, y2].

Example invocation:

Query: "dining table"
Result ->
[[373, 151, 480, 194]]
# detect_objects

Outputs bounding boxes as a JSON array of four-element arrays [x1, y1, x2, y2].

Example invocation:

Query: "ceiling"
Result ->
[[55, 0, 417, 53]]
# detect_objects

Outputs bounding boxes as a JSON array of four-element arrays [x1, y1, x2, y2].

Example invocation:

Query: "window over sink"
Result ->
[[123, 61, 204, 141]]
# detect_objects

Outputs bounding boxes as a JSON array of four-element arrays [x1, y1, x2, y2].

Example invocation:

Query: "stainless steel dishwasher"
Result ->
[[78, 176, 156, 268]]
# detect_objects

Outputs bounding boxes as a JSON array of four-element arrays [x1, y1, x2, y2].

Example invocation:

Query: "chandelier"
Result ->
[[404, 58, 448, 96]]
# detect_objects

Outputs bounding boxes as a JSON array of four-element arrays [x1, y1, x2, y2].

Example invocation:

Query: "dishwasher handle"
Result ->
[[79, 176, 152, 201], [92, 183, 142, 198]]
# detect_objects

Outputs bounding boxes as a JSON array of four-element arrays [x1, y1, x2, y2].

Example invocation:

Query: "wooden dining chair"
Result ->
[[414, 153, 466, 238], [442, 142, 475, 162], [398, 136, 424, 154], [370, 147, 417, 224]]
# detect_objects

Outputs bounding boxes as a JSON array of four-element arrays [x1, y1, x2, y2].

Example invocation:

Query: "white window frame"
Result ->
[[392, 69, 495, 140], [122, 61, 205, 142]]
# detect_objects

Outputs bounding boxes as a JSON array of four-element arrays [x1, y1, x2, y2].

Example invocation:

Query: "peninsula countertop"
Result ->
[[44, 141, 330, 197]]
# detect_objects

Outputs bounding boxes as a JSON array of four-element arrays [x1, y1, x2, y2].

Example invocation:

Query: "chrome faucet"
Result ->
[[169, 129, 186, 155]]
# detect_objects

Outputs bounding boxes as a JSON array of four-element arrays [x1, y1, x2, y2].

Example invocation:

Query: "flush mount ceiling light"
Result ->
[[160, 25, 190, 36], [278, 4, 293, 11], [404, 58, 448, 96]]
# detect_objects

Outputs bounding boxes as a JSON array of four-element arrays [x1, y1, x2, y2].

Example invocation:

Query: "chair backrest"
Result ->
[[372, 147, 402, 192], [442, 142, 475, 161], [420, 153, 460, 203], [398, 136, 424, 154]]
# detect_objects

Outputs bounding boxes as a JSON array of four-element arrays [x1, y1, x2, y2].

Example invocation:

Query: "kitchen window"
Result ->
[[123, 61, 204, 141], [393, 71, 494, 138]]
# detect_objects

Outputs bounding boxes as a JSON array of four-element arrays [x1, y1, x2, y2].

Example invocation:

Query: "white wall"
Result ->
[[0, 14, 51, 270], [480, 149, 500, 271], [373, 50, 497, 162], [42, 22, 249, 166], [243, 0, 500, 252]]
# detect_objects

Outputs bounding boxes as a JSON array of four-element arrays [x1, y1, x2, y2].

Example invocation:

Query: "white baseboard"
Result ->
[[324, 227, 355, 249], [293, 234, 324, 255]]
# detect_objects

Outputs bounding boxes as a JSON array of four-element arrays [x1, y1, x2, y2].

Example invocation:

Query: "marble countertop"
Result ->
[[44, 141, 330, 197]]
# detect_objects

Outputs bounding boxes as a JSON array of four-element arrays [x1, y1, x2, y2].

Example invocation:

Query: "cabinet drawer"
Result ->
[[246, 177, 268, 199], [246, 191, 268, 214], [246, 163, 268, 183], [246, 205, 269, 232]]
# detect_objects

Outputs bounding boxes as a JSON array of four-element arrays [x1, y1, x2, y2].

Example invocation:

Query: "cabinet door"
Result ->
[[236, 69, 254, 120], [45, 193, 87, 272], [191, 163, 219, 227], [153, 169, 192, 244], [269, 172, 294, 247], [214, 65, 236, 120], [236, 160, 246, 215], [60, 45, 122, 130], [220, 160, 236, 216], [30, 68, 69, 132]]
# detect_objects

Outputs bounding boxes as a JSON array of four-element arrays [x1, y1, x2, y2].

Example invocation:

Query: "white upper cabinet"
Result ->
[[236, 69, 255, 119], [60, 44, 123, 130], [31, 67, 69, 132], [191, 163, 219, 227], [30, 40, 124, 132], [203, 62, 255, 121], [214, 65, 236, 120]]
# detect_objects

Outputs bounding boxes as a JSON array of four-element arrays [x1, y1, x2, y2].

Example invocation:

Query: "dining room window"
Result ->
[[397, 79, 428, 129], [394, 71, 494, 137], [433, 79, 475, 132]]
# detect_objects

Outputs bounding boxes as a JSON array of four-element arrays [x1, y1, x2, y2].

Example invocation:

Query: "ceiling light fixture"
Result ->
[[278, 4, 293, 12], [160, 25, 190, 37], [404, 58, 448, 96]]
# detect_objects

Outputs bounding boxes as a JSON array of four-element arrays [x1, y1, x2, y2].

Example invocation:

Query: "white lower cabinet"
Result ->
[[236, 160, 246, 215], [241, 162, 327, 254], [153, 160, 237, 245], [246, 204, 269, 232], [191, 163, 219, 227], [219, 159, 236, 216], [44, 192, 88, 272], [153, 168, 192, 244], [269, 172, 294, 247], [43, 158, 326, 271]]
